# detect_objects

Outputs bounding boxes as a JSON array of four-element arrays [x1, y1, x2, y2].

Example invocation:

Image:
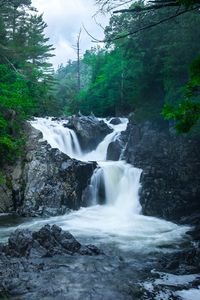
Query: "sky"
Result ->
[[32, 0, 109, 69]]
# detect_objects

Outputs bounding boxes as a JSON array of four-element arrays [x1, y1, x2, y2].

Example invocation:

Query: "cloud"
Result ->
[[32, 0, 108, 68]]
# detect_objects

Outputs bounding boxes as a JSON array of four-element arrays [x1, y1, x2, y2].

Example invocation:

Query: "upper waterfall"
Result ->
[[30, 117, 128, 162], [30, 117, 82, 159]]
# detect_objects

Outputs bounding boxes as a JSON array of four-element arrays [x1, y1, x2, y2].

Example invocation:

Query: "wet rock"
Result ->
[[0, 184, 13, 213], [1, 225, 101, 258], [158, 246, 200, 274], [107, 139, 122, 161], [66, 115, 112, 151], [0, 159, 24, 213], [109, 118, 122, 125], [123, 121, 200, 226], [17, 125, 97, 217], [0, 225, 104, 299], [51, 117, 59, 121], [187, 225, 200, 241]]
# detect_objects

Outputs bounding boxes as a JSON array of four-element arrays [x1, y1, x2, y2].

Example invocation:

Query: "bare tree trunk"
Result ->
[[76, 29, 82, 92], [12, 4, 16, 39]]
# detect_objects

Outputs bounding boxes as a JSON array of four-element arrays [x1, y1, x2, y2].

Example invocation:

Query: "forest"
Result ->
[[54, 0, 200, 132], [0, 0, 199, 166]]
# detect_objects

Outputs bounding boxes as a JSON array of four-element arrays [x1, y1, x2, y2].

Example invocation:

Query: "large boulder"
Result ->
[[1, 225, 102, 258], [17, 125, 97, 217], [109, 117, 122, 125], [65, 115, 112, 151]]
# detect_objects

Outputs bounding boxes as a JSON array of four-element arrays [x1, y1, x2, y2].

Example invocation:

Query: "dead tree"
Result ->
[[76, 29, 82, 92]]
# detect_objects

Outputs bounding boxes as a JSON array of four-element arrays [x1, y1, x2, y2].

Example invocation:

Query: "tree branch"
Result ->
[[113, 2, 180, 13], [82, 23, 101, 42], [98, 5, 200, 43]]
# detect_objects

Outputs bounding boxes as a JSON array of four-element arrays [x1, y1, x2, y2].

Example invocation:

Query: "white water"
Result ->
[[143, 272, 200, 300], [30, 118, 82, 159], [0, 117, 189, 252], [82, 118, 128, 161]]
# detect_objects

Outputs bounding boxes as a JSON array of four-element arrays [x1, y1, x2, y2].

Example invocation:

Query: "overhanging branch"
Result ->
[[113, 2, 180, 13], [94, 5, 200, 43]]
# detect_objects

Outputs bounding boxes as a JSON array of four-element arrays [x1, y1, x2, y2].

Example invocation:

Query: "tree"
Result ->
[[93, 0, 200, 131], [0, 0, 54, 165]]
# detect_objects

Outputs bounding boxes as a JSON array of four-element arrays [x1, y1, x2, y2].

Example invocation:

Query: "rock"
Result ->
[[187, 225, 200, 241], [122, 121, 200, 226], [65, 116, 112, 151], [1, 225, 102, 258], [16, 125, 97, 217], [107, 139, 122, 161], [0, 160, 24, 213], [79, 244, 103, 256], [0, 184, 13, 213], [109, 118, 121, 125], [158, 246, 200, 274]]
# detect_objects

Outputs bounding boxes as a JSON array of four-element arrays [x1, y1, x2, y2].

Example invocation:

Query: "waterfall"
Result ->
[[85, 167, 105, 206], [7, 115, 187, 253], [98, 161, 142, 214], [81, 118, 128, 161], [30, 117, 82, 159], [30, 117, 142, 215]]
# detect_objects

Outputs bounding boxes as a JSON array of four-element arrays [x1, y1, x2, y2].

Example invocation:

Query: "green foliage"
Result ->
[[163, 54, 200, 132], [163, 100, 200, 132], [0, 0, 54, 166], [66, 2, 200, 123], [43, 0, 199, 128], [0, 171, 6, 185]]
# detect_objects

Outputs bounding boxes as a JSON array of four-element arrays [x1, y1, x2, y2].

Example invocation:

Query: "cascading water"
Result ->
[[0, 116, 189, 252], [98, 161, 142, 214], [30, 117, 82, 159], [82, 118, 128, 161]]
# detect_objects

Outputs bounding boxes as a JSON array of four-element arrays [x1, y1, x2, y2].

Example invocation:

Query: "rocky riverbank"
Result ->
[[0, 122, 99, 217], [0, 225, 104, 299]]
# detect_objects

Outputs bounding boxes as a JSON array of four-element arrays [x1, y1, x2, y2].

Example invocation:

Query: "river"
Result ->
[[0, 117, 198, 299]]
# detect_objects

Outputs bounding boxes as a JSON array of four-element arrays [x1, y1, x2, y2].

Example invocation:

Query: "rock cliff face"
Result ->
[[0, 124, 96, 217], [123, 121, 200, 226], [19, 125, 96, 216], [0, 161, 23, 213]]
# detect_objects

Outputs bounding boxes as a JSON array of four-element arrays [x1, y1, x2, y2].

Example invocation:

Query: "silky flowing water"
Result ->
[[0, 117, 195, 299], [0, 117, 189, 251]]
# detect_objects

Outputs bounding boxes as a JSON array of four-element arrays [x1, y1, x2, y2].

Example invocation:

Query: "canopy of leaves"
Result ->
[[63, 1, 199, 129]]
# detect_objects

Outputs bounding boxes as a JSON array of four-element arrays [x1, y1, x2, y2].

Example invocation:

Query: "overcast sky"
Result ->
[[32, 0, 109, 69]]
